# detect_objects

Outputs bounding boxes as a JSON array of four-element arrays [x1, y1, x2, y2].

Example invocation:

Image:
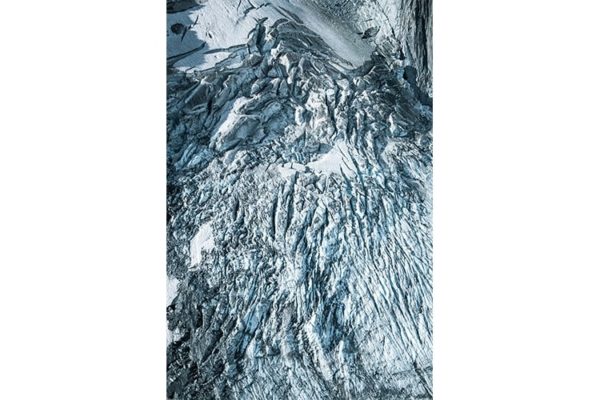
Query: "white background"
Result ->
[[1, 0, 599, 398]]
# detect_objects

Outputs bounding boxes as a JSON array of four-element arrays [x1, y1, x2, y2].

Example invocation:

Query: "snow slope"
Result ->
[[168, 0, 375, 71]]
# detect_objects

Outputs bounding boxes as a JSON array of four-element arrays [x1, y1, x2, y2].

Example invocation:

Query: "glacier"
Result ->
[[167, 0, 432, 398]]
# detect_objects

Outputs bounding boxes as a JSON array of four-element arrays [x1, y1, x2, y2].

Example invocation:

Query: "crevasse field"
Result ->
[[167, 0, 432, 398]]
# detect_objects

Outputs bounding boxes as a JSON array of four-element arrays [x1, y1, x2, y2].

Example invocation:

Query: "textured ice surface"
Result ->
[[167, 0, 432, 398]]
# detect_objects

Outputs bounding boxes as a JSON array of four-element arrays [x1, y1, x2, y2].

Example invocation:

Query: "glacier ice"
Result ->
[[167, 0, 432, 398]]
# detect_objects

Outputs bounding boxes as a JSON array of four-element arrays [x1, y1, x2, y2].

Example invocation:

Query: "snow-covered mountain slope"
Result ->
[[167, 1, 432, 398], [303, 0, 432, 95]]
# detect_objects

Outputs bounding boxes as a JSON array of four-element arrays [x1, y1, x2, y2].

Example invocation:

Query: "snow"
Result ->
[[307, 141, 355, 176], [170, 0, 374, 72], [215, 97, 249, 136], [189, 1, 257, 54], [167, 0, 433, 395], [276, 162, 306, 179], [167, 276, 180, 306], [190, 223, 215, 267], [290, 0, 372, 66]]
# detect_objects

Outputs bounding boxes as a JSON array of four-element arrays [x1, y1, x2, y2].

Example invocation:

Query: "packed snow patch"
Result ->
[[167, 276, 180, 306], [307, 141, 355, 176], [276, 162, 307, 179], [190, 223, 215, 267], [215, 97, 249, 135]]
